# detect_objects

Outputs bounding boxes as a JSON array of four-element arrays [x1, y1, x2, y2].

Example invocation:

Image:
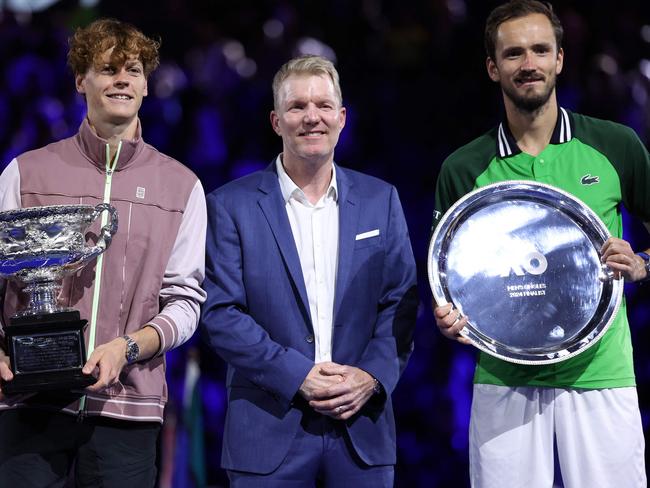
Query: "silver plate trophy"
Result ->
[[0, 203, 118, 393], [428, 181, 623, 365]]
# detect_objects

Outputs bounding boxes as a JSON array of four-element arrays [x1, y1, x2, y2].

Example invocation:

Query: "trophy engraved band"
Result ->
[[428, 181, 623, 365], [0, 203, 118, 394]]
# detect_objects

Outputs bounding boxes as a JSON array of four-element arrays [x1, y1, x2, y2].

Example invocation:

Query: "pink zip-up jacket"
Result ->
[[0, 119, 206, 422]]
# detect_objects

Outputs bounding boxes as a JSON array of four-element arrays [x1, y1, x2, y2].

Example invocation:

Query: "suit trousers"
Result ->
[[0, 408, 160, 488], [228, 408, 394, 488]]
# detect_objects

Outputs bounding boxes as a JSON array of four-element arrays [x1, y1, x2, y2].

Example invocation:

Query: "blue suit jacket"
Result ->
[[201, 162, 418, 474]]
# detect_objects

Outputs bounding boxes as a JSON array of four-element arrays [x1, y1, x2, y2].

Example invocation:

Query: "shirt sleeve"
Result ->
[[621, 128, 650, 222], [0, 159, 21, 336], [0, 159, 21, 210], [147, 179, 207, 354]]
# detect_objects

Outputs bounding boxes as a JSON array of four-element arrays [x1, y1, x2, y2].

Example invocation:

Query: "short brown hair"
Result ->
[[485, 0, 563, 61], [67, 18, 160, 77], [272, 55, 342, 110]]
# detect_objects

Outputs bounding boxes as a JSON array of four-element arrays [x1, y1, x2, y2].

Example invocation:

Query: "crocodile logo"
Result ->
[[580, 174, 600, 185]]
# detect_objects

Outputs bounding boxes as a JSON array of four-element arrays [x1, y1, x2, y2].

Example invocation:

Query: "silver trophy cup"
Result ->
[[0, 203, 118, 394]]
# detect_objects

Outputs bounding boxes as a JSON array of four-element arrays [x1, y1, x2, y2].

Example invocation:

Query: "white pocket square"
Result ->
[[355, 229, 380, 240]]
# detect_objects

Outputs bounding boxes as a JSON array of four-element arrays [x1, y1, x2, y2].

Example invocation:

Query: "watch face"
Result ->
[[428, 180, 623, 365], [124, 336, 139, 363]]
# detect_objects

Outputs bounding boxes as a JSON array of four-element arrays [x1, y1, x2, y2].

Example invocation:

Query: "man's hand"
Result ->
[[298, 363, 344, 401], [83, 325, 161, 393], [433, 300, 471, 344], [0, 348, 14, 401], [82, 337, 128, 393], [601, 237, 647, 282], [308, 363, 377, 421]]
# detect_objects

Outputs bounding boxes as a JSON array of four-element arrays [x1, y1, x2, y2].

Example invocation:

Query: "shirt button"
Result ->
[[539, 159, 545, 164], [305, 334, 314, 343]]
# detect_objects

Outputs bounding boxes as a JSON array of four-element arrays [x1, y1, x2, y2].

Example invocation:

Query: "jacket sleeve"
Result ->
[[148, 179, 207, 355], [200, 191, 313, 406], [355, 186, 418, 395], [0, 159, 21, 336]]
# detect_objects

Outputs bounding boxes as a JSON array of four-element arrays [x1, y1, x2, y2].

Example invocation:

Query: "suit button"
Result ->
[[305, 334, 314, 343]]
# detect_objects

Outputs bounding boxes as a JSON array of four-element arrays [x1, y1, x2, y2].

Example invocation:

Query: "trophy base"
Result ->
[[3, 311, 96, 395], [3, 368, 96, 395]]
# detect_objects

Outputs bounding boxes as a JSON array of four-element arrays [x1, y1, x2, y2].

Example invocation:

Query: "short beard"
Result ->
[[503, 75, 556, 115]]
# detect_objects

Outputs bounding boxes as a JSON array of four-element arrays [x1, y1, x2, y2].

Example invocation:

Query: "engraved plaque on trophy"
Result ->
[[428, 181, 623, 365], [0, 204, 118, 394]]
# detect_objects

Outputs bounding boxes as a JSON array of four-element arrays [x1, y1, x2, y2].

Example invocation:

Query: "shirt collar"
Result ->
[[275, 154, 338, 204], [496, 107, 574, 158], [75, 117, 143, 171]]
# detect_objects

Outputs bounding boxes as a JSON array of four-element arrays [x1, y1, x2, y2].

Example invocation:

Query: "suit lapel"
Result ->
[[334, 166, 360, 319], [257, 165, 311, 320]]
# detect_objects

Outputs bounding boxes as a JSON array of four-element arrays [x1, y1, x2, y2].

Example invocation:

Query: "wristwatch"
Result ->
[[637, 252, 650, 282], [122, 335, 140, 364], [372, 377, 383, 395]]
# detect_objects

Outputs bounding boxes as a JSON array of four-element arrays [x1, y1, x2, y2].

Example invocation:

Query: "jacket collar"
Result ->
[[275, 155, 339, 204], [496, 107, 574, 158], [259, 157, 350, 199], [74, 117, 144, 171], [256, 158, 357, 325]]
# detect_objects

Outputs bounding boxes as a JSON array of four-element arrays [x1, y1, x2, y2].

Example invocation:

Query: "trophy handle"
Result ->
[[76, 203, 119, 264], [91, 203, 119, 250]]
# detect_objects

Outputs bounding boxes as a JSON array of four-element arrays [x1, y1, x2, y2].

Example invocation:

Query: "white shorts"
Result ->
[[469, 384, 646, 488]]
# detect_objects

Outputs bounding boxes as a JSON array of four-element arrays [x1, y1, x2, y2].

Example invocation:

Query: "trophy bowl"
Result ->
[[428, 181, 623, 365], [0, 203, 118, 394]]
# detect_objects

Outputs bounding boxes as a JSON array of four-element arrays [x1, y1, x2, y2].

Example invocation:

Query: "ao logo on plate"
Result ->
[[500, 251, 548, 277]]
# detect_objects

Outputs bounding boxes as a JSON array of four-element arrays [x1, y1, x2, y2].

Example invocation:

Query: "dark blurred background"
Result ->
[[0, 1, 649, 486]]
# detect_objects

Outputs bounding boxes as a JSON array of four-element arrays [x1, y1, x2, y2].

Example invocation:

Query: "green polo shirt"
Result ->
[[434, 108, 650, 389]]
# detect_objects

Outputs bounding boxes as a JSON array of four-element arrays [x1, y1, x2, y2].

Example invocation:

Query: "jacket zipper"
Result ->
[[78, 141, 122, 417]]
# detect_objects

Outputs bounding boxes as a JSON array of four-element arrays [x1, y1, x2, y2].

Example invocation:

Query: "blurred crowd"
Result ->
[[0, 1, 649, 486]]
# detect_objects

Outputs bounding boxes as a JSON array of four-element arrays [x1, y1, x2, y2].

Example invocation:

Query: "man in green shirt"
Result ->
[[433, 1, 650, 486]]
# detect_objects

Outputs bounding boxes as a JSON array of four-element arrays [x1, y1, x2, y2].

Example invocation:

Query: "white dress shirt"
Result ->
[[276, 156, 339, 363]]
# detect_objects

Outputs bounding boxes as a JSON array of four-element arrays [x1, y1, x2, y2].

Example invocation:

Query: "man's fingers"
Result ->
[[82, 351, 100, 375], [85, 372, 108, 392], [0, 362, 14, 382], [82, 351, 122, 392], [310, 381, 349, 400], [442, 316, 470, 343], [440, 310, 466, 331], [457, 335, 472, 345], [336, 404, 360, 420], [310, 392, 352, 411], [312, 399, 357, 418], [433, 303, 453, 319], [318, 364, 347, 377], [601, 237, 633, 261]]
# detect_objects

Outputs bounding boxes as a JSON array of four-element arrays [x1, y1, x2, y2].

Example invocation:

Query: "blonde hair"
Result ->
[[272, 55, 342, 110]]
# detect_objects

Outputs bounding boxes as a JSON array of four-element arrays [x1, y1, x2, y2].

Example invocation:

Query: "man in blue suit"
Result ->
[[201, 55, 418, 487]]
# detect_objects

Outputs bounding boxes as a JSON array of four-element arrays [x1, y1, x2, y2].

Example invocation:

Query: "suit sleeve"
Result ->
[[356, 186, 418, 395], [201, 191, 313, 406]]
